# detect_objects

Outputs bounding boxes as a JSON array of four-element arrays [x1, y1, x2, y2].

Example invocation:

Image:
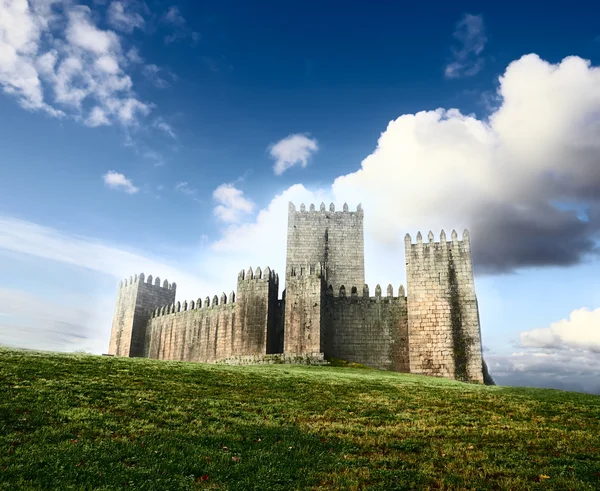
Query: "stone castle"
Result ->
[[109, 202, 485, 383]]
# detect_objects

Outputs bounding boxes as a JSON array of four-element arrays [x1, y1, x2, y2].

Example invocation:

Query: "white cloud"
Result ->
[[66, 6, 119, 55], [0, 1, 156, 127], [102, 170, 139, 194], [520, 307, 600, 352], [213, 184, 255, 223], [269, 134, 319, 175], [445, 13, 487, 79], [107, 1, 144, 33]]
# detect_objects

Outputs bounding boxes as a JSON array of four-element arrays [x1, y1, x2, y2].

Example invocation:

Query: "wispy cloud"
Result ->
[[153, 117, 176, 138], [444, 13, 487, 79], [269, 134, 319, 175], [102, 170, 139, 194], [0, 216, 210, 300], [106, 1, 145, 33], [213, 184, 255, 223], [175, 181, 196, 196], [142, 64, 171, 89], [161, 5, 199, 45]]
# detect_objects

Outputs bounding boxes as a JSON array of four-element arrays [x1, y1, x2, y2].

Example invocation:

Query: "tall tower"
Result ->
[[404, 230, 484, 383], [285, 202, 364, 293], [108, 273, 176, 357]]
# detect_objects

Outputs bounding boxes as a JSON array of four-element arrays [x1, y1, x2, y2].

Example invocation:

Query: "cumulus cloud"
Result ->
[[269, 134, 319, 175], [213, 184, 255, 223], [445, 13, 487, 79], [0, 0, 154, 127], [520, 307, 600, 352], [102, 170, 139, 194]]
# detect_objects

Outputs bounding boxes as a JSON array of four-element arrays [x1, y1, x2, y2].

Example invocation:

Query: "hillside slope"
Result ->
[[1, 348, 599, 490]]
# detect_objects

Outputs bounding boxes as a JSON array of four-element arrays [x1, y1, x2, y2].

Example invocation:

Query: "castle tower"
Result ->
[[286, 202, 364, 294], [108, 273, 176, 357], [404, 230, 484, 383], [234, 267, 280, 356], [283, 263, 326, 355]]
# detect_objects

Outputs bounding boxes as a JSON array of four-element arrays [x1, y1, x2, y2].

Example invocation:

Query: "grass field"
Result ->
[[1, 347, 599, 490]]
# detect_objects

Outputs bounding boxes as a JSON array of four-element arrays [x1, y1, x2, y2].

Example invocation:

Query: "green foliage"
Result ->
[[1, 347, 599, 490]]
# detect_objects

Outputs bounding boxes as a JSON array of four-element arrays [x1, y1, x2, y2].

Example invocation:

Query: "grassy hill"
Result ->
[[1, 348, 599, 490]]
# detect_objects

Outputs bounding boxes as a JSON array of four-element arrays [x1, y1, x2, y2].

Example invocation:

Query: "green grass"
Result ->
[[1, 347, 599, 490]]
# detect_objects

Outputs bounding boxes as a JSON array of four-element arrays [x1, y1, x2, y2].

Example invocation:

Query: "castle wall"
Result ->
[[324, 284, 409, 371], [283, 264, 325, 354], [145, 296, 236, 362], [144, 267, 279, 362], [405, 231, 484, 383], [286, 203, 364, 293], [108, 274, 176, 357]]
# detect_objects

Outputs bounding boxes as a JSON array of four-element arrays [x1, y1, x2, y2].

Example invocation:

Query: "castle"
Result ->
[[109, 202, 485, 383]]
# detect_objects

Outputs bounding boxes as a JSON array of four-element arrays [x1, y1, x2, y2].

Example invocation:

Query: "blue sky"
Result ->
[[1, 0, 599, 394]]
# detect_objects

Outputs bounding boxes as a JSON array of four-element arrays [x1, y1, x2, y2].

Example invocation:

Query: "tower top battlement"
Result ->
[[288, 202, 363, 214]]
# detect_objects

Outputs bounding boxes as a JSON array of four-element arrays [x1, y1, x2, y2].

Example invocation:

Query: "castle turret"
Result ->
[[108, 273, 176, 357], [283, 263, 326, 355], [234, 266, 280, 356], [404, 230, 484, 383]]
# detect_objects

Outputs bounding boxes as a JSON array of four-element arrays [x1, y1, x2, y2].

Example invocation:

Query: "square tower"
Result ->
[[285, 202, 365, 293]]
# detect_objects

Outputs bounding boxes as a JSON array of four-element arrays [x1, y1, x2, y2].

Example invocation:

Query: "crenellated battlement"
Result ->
[[151, 290, 237, 318], [326, 283, 407, 302], [118, 272, 176, 292], [237, 266, 279, 283], [288, 202, 363, 215], [404, 229, 471, 258]]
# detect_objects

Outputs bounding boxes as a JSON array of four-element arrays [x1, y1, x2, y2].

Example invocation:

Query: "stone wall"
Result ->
[[286, 202, 365, 293], [405, 230, 483, 383], [145, 296, 236, 362], [323, 284, 409, 371], [143, 266, 279, 362], [108, 274, 176, 357], [283, 264, 325, 355]]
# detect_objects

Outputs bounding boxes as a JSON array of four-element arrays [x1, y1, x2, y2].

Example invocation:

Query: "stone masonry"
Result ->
[[108, 202, 486, 383]]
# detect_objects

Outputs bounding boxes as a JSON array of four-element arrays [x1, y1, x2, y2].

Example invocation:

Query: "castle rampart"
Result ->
[[108, 204, 485, 384], [323, 284, 409, 371]]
